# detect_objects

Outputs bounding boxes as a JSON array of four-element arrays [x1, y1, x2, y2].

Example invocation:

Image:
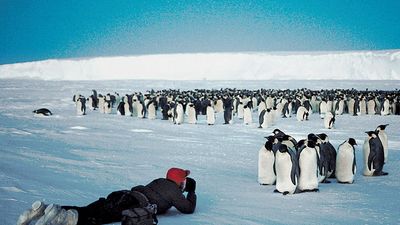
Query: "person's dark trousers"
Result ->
[[62, 190, 140, 225]]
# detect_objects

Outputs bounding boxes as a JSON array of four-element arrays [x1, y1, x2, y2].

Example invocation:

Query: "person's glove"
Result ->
[[184, 177, 196, 193]]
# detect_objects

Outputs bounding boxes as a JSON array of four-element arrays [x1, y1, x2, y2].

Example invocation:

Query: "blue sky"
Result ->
[[1, 0, 399, 64]]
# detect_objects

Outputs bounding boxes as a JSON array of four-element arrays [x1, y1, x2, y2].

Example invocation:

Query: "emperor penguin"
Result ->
[[222, 95, 233, 124], [367, 97, 376, 115], [104, 100, 112, 114], [317, 133, 337, 179], [359, 96, 367, 115], [87, 95, 97, 110], [98, 95, 105, 113], [281, 99, 292, 118], [326, 97, 334, 114], [273, 143, 299, 195], [76, 97, 86, 116], [136, 100, 146, 118], [335, 98, 345, 115], [206, 103, 215, 125], [258, 109, 267, 128], [323, 112, 335, 129], [214, 98, 224, 113], [187, 103, 197, 124], [363, 131, 388, 176], [335, 138, 357, 184], [307, 133, 329, 184], [347, 97, 355, 115], [266, 95, 275, 109], [251, 96, 258, 111], [174, 102, 185, 125], [319, 99, 328, 119], [117, 101, 125, 116], [33, 108, 52, 116], [310, 95, 320, 113], [257, 101, 267, 116], [380, 98, 390, 116], [237, 102, 244, 119], [375, 124, 389, 163], [258, 136, 276, 185], [297, 138, 319, 192], [243, 105, 252, 125], [146, 100, 157, 120], [132, 99, 140, 117], [296, 106, 309, 121], [123, 96, 132, 117]]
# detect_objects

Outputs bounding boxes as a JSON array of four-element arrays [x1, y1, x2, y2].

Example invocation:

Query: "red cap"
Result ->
[[166, 168, 190, 185]]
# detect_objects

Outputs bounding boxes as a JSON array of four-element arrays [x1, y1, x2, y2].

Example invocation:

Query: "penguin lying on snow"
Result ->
[[33, 108, 52, 116]]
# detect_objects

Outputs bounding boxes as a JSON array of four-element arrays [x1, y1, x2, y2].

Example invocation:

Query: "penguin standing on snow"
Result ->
[[336, 138, 357, 184], [222, 95, 233, 124], [187, 103, 197, 124], [123, 95, 132, 117], [76, 97, 86, 116], [323, 112, 335, 129], [146, 99, 157, 120], [136, 100, 146, 118], [33, 108, 52, 116], [296, 106, 309, 121], [297, 137, 319, 192], [317, 133, 337, 179], [319, 99, 328, 118], [375, 124, 389, 163], [206, 103, 215, 125], [258, 136, 276, 185], [174, 101, 185, 125], [237, 102, 244, 119], [117, 101, 125, 116], [243, 104, 252, 125], [363, 131, 388, 176], [274, 143, 299, 195]]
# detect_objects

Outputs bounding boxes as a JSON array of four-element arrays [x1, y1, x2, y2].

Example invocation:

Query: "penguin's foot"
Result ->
[[373, 171, 389, 176], [282, 191, 290, 195], [273, 189, 280, 193]]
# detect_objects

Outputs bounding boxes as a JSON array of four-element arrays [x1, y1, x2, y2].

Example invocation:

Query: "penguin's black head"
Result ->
[[296, 139, 306, 149], [307, 133, 318, 142], [317, 133, 328, 141], [272, 129, 283, 135], [307, 139, 316, 148], [348, 138, 357, 146], [268, 135, 276, 142], [376, 124, 389, 131], [264, 138, 274, 150], [365, 131, 377, 137]]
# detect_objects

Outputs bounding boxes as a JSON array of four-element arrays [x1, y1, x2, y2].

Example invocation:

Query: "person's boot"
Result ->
[[34, 204, 61, 225], [17, 201, 46, 225]]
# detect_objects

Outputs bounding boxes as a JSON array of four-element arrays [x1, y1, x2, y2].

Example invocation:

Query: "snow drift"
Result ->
[[0, 50, 399, 80]]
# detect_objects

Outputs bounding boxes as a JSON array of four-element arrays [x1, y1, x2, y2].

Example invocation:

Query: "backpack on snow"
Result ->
[[121, 204, 158, 225], [121, 191, 158, 225]]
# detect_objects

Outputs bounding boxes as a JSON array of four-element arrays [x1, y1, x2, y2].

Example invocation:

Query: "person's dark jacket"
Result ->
[[131, 178, 196, 214]]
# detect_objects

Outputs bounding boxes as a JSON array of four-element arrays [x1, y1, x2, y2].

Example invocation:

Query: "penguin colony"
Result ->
[[71, 88, 400, 125], [71, 88, 394, 195]]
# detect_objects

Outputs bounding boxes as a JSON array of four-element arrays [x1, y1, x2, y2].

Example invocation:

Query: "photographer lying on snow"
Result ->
[[17, 167, 197, 225]]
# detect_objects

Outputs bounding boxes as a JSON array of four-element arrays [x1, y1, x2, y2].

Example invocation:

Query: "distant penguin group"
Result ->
[[71, 87, 399, 130]]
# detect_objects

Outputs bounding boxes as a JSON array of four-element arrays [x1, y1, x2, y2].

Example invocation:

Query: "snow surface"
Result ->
[[0, 50, 400, 80], [1, 79, 400, 225]]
